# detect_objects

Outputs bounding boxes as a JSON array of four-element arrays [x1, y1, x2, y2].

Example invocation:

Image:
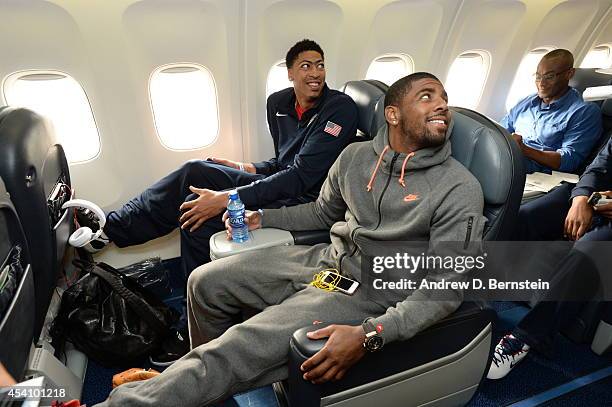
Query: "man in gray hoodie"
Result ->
[[97, 72, 486, 406]]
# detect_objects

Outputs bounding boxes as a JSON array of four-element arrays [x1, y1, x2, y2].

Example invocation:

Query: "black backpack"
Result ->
[[51, 260, 179, 367]]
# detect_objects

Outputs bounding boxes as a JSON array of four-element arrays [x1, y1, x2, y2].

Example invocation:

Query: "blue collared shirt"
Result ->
[[501, 88, 602, 173]]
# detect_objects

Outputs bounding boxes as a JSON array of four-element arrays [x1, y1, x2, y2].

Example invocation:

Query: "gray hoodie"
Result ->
[[263, 121, 487, 344]]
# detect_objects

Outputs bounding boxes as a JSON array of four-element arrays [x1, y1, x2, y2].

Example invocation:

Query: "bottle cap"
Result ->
[[228, 189, 239, 200]]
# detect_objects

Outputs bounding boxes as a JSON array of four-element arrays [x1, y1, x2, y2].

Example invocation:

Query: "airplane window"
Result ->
[[365, 54, 415, 86], [445, 51, 490, 109], [266, 60, 292, 98], [505, 47, 554, 112], [149, 64, 219, 150], [2, 71, 100, 163], [580, 45, 612, 69]]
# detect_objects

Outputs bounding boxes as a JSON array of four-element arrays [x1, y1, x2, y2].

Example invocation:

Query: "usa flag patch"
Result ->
[[324, 121, 342, 137]]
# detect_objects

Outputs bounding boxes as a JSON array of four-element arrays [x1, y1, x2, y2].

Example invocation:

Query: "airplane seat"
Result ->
[[275, 107, 524, 407], [338, 79, 388, 140], [450, 107, 525, 240], [0, 176, 35, 381], [569, 68, 612, 105], [0, 106, 73, 341]]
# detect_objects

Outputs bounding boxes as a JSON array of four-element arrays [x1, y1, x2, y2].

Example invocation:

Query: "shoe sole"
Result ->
[[148, 356, 176, 367]]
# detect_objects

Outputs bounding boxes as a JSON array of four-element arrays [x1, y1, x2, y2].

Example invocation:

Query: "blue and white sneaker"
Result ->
[[487, 334, 530, 380]]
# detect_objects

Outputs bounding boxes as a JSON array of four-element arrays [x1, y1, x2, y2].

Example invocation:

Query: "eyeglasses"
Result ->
[[534, 68, 571, 82]]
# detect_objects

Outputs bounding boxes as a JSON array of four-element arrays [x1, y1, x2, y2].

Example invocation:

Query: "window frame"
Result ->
[[148, 62, 220, 151], [445, 49, 492, 109], [580, 44, 612, 69], [1, 69, 102, 164], [365, 53, 415, 86], [265, 59, 293, 98]]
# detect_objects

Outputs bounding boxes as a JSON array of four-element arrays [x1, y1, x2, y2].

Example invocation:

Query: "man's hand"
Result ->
[[206, 157, 256, 174], [300, 325, 366, 384], [593, 190, 612, 219], [511, 133, 524, 150], [179, 186, 228, 232], [511, 133, 562, 170], [223, 210, 263, 240], [564, 195, 593, 240]]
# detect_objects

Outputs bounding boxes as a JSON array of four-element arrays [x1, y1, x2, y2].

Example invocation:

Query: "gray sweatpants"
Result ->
[[95, 244, 386, 407]]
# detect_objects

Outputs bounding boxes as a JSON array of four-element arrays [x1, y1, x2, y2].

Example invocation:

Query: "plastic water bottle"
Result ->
[[227, 189, 249, 243]]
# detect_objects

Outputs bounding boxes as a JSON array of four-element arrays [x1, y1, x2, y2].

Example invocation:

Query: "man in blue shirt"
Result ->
[[501, 49, 602, 174]]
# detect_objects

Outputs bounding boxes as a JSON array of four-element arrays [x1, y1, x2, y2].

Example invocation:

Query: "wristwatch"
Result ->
[[362, 320, 384, 352]]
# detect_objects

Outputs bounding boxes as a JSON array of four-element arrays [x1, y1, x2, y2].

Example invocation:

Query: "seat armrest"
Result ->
[[209, 228, 332, 260], [286, 302, 495, 407], [290, 230, 330, 245], [209, 228, 294, 260]]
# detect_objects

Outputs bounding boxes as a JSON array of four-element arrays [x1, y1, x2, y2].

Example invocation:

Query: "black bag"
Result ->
[[51, 260, 179, 367]]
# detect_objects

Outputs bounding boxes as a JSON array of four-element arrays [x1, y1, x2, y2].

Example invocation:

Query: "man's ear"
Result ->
[[567, 67, 576, 80], [385, 106, 399, 126], [287, 68, 294, 82]]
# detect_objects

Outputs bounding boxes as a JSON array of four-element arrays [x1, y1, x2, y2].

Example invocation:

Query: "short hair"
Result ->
[[384, 72, 441, 108], [285, 39, 324, 68], [542, 49, 574, 68]]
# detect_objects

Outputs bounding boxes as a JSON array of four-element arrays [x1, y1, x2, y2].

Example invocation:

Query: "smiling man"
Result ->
[[502, 49, 601, 174], [72, 39, 358, 279], [96, 73, 486, 407]]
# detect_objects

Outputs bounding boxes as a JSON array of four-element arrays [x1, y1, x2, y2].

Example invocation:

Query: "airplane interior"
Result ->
[[0, 0, 612, 406]]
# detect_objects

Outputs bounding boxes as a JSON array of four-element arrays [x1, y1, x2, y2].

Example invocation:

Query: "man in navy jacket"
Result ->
[[80, 39, 358, 276], [488, 136, 611, 380]]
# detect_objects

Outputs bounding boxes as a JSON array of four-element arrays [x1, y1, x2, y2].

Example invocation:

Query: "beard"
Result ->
[[400, 119, 447, 150]]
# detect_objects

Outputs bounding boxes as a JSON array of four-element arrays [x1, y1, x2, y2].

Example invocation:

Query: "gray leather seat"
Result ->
[[0, 107, 72, 340], [339, 79, 388, 139], [450, 107, 525, 239], [569, 67, 612, 104]]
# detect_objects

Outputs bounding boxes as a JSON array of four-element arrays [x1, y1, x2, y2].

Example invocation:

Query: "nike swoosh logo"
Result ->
[[275, 112, 288, 117]]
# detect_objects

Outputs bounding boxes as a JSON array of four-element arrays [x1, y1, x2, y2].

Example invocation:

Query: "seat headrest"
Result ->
[[569, 68, 612, 94], [0, 106, 14, 126], [340, 80, 388, 139], [602, 98, 612, 117], [449, 108, 515, 206]]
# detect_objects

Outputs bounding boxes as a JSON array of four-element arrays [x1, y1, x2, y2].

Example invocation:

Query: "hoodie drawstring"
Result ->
[[366, 145, 389, 192], [398, 152, 415, 187]]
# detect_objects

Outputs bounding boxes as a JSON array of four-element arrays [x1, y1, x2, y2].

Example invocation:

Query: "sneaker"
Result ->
[[487, 334, 530, 380], [75, 206, 110, 252], [112, 368, 160, 388], [149, 329, 190, 367]]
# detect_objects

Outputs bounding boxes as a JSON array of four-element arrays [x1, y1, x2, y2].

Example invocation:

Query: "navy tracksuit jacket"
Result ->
[[104, 84, 358, 276], [513, 136, 611, 353]]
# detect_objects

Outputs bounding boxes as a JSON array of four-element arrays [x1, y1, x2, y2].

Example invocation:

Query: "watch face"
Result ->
[[365, 335, 384, 352]]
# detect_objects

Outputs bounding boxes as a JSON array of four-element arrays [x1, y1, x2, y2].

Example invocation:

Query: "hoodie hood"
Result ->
[[371, 117, 454, 175]]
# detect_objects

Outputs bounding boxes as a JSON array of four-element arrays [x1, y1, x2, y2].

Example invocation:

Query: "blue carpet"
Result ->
[[507, 365, 612, 406], [467, 302, 612, 407], [540, 375, 612, 406]]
